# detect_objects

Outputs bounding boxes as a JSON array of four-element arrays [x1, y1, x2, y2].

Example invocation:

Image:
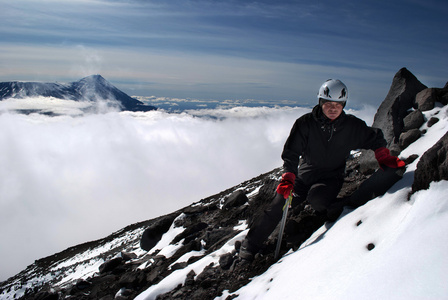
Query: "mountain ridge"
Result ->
[[0, 75, 156, 112]]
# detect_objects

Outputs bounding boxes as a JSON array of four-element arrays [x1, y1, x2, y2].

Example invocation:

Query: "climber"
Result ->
[[239, 79, 405, 261]]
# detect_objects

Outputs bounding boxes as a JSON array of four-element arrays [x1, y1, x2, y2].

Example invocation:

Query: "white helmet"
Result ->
[[317, 79, 348, 107]]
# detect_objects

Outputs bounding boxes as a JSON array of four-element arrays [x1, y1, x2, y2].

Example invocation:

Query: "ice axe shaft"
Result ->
[[274, 191, 293, 260]]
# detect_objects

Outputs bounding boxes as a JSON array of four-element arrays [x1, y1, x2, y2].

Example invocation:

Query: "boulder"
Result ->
[[98, 257, 123, 274], [399, 129, 422, 150], [412, 131, 448, 193], [403, 110, 425, 131], [219, 252, 235, 270], [140, 213, 177, 251], [415, 83, 448, 111], [185, 270, 196, 286], [222, 190, 248, 209], [427, 117, 439, 127], [415, 88, 439, 111], [372, 68, 427, 146]]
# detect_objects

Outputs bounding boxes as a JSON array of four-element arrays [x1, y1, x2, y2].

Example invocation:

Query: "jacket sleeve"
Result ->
[[281, 117, 309, 175], [354, 118, 387, 151]]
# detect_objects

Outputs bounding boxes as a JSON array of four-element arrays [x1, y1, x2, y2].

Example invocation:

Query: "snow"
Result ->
[[147, 213, 187, 258], [136, 105, 448, 299], [401, 105, 448, 159], [135, 231, 248, 300], [229, 204, 448, 300]]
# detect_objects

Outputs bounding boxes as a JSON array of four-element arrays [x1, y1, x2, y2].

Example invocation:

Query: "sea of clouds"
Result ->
[[0, 98, 376, 281]]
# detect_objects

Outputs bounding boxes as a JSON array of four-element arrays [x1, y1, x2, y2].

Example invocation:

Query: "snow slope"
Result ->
[[136, 106, 448, 299], [218, 105, 448, 300]]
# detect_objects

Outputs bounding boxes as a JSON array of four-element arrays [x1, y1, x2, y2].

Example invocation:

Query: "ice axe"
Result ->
[[274, 191, 293, 260]]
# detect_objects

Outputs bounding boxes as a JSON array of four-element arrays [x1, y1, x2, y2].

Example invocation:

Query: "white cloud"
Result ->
[[0, 105, 308, 280]]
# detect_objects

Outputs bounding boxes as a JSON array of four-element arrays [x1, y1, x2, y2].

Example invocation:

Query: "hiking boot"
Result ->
[[238, 238, 257, 262]]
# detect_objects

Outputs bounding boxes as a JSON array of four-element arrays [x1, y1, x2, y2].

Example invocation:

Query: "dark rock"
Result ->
[[113, 265, 129, 275], [146, 268, 161, 284], [204, 227, 235, 250], [99, 257, 123, 274], [185, 270, 196, 286], [358, 151, 379, 175], [183, 239, 203, 253], [222, 190, 249, 209], [412, 132, 448, 193], [33, 290, 59, 300], [399, 129, 422, 149], [234, 240, 242, 252], [191, 288, 213, 299], [372, 68, 427, 145], [118, 270, 146, 287], [172, 222, 208, 244], [427, 117, 439, 127], [75, 279, 91, 290], [367, 243, 375, 251], [404, 154, 419, 165], [196, 264, 218, 288], [115, 288, 134, 299], [140, 213, 178, 251], [170, 262, 188, 271], [121, 252, 137, 261], [403, 110, 425, 131], [182, 203, 217, 214], [416, 85, 448, 110], [219, 253, 235, 270], [415, 88, 439, 111]]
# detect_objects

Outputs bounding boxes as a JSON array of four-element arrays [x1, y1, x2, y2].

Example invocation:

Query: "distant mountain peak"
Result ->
[[0, 75, 156, 112], [78, 74, 108, 84]]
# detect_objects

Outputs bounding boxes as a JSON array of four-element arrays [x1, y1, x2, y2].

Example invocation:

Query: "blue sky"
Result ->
[[1, 0, 447, 107]]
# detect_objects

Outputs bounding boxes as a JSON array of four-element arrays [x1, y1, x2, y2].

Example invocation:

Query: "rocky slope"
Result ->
[[0, 68, 447, 300]]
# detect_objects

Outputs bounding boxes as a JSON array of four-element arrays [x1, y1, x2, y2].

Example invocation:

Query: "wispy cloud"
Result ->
[[1, 0, 447, 106]]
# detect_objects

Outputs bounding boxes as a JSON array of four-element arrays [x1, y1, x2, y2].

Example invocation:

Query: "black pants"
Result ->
[[244, 177, 344, 251]]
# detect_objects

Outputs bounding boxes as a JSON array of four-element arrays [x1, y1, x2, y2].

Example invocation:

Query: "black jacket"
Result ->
[[282, 105, 386, 185]]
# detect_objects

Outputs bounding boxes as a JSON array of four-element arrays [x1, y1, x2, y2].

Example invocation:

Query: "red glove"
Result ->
[[374, 147, 405, 169], [276, 172, 296, 199]]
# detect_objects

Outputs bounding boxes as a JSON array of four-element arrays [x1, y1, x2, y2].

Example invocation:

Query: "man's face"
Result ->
[[321, 101, 343, 120]]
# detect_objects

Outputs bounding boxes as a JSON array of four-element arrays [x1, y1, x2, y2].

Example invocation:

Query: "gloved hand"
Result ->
[[374, 147, 405, 169], [276, 172, 296, 199]]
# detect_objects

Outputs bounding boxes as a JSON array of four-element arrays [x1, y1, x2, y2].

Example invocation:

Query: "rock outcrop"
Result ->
[[412, 132, 448, 193], [359, 68, 447, 173], [415, 82, 448, 111], [373, 67, 427, 146]]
